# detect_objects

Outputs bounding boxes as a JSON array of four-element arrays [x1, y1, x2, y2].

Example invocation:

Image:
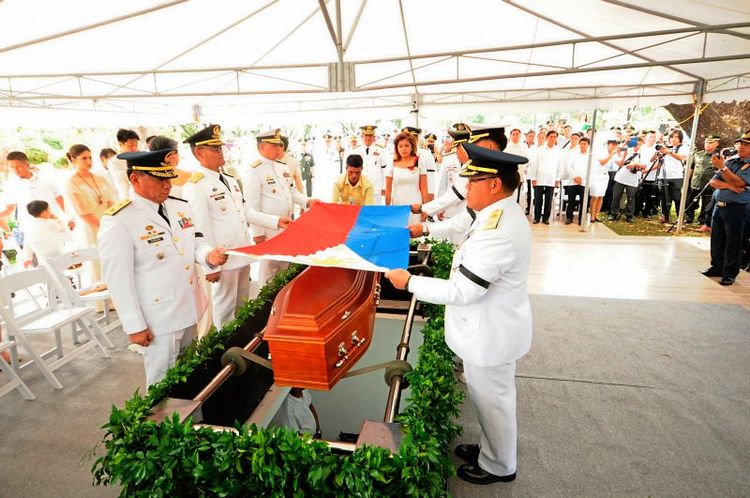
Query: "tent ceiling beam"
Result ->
[[0, 0, 188, 55], [397, 0, 419, 95], [343, 0, 368, 52], [2, 22, 747, 81], [502, 0, 703, 80], [100, 0, 280, 98], [575, 32, 701, 70], [600, 0, 750, 41]]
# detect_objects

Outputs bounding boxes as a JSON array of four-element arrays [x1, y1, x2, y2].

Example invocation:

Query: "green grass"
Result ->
[[601, 211, 710, 237]]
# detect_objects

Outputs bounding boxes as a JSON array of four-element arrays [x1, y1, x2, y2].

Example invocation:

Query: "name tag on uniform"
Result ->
[[211, 194, 226, 201], [147, 237, 164, 244]]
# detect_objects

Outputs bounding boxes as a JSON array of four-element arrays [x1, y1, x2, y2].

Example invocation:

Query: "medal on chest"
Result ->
[[176, 211, 194, 229]]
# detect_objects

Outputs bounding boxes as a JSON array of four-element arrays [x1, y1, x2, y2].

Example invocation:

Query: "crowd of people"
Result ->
[[1, 119, 748, 486]]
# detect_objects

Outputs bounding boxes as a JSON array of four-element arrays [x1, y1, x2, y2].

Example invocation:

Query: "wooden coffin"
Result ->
[[264, 266, 380, 390]]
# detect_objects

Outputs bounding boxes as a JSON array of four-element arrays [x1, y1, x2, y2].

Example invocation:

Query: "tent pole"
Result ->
[[580, 108, 599, 233], [675, 79, 705, 234]]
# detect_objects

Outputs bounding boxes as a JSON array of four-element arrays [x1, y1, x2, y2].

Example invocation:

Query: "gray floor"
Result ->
[[2, 295, 749, 497], [448, 295, 750, 497]]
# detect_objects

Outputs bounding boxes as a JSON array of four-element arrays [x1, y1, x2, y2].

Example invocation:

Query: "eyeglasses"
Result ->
[[200, 145, 223, 152]]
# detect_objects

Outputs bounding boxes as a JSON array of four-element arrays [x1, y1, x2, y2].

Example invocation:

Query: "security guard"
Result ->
[[702, 131, 750, 286], [98, 148, 228, 386], [386, 143, 531, 485], [241, 129, 320, 285], [182, 125, 290, 329], [686, 134, 721, 225], [350, 125, 387, 204]]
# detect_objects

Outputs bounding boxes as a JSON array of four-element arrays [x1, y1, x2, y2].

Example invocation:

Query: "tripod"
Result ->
[[635, 154, 664, 218], [666, 173, 716, 232]]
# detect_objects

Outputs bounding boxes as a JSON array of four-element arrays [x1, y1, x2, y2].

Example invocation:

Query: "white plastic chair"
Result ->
[[0, 267, 110, 390], [46, 248, 118, 347], [0, 340, 35, 400]]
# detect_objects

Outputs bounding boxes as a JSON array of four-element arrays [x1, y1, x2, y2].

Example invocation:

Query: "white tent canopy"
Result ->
[[1, 0, 749, 124]]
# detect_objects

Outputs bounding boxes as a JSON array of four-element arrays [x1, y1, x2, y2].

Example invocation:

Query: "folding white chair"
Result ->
[[0, 340, 35, 400], [46, 248, 118, 348], [0, 267, 110, 390]]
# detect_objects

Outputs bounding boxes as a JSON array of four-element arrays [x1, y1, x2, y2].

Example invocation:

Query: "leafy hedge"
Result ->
[[92, 242, 463, 497]]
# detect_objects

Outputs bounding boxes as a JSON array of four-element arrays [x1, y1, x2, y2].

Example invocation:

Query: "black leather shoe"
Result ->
[[565, 219, 572, 225], [720, 277, 735, 286], [532, 219, 540, 224], [542, 220, 550, 225], [454, 444, 479, 464], [457, 463, 516, 485], [700, 267, 722, 277]]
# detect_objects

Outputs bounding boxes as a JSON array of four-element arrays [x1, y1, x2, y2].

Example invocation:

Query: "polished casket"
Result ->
[[264, 266, 380, 390]]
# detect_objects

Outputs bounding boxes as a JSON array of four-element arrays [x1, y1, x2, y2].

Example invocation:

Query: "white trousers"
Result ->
[[463, 361, 518, 476], [143, 325, 196, 387], [258, 259, 289, 289], [211, 266, 250, 330]]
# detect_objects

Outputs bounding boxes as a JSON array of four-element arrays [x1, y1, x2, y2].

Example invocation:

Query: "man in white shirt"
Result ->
[[528, 130, 562, 224], [656, 130, 689, 223], [635, 130, 660, 217], [523, 130, 536, 213], [108, 129, 141, 200], [558, 124, 574, 149], [22, 200, 77, 266], [562, 137, 591, 225], [610, 137, 648, 222], [0, 151, 70, 238], [505, 128, 530, 208]]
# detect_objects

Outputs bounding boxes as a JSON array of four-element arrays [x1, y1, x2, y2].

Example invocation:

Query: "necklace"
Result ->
[[77, 172, 104, 205]]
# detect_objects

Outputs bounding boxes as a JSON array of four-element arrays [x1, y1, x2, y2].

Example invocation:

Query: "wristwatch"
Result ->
[[719, 166, 728, 172], [423, 224, 430, 236]]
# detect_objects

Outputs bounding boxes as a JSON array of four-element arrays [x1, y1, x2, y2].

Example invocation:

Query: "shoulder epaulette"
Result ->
[[250, 159, 262, 168], [483, 209, 503, 230], [276, 158, 287, 165], [188, 172, 203, 183], [168, 195, 187, 203], [104, 199, 131, 216]]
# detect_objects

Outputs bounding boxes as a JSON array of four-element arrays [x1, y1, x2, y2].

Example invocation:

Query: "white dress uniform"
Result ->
[[424, 157, 468, 220], [409, 195, 532, 477], [241, 157, 309, 285], [182, 166, 279, 329], [422, 206, 475, 244], [350, 144, 387, 204], [418, 147, 438, 196], [98, 192, 214, 386]]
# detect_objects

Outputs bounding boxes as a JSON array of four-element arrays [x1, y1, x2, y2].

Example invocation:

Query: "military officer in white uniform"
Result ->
[[350, 124, 387, 204], [241, 129, 320, 285], [410, 126, 508, 244], [386, 142, 531, 485], [181, 125, 290, 329], [98, 149, 228, 386]]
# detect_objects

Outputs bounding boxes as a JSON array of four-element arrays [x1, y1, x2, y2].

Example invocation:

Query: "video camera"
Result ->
[[720, 147, 737, 158]]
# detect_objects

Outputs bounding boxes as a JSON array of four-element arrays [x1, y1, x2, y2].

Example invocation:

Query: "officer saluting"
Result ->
[[181, 124, 290, 329], [240, 129, 320, 285], [98, 148, 228, 386], [386, 143, 531, 485]]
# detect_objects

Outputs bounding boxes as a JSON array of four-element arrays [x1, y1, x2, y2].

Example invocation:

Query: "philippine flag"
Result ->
[[228, 203, 412, 272]]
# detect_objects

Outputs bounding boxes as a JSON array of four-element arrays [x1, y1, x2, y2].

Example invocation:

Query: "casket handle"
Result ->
[[341, 310, 351, 320], [335, 331, 367, 368]]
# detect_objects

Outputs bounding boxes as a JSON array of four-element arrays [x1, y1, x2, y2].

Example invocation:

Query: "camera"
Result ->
[[654, 143, 665, 151], [721, 147, 737, 158]]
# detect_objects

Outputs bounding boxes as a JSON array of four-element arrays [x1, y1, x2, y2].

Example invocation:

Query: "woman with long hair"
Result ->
[[63, 144, 116, 247], [385, 132, 428, 224]]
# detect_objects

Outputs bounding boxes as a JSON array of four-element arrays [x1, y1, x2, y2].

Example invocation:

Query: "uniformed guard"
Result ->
[[298, 139, 315, 197], [240, 129, 320, 286], [348, 125, 386, 204], [98, 148, 229, 386], [701, 131, 750, 285], [181, 124, 289, 329], [685, 134, 721, 226], [410, 125, 508, 243], [386, 142, 531, 485]]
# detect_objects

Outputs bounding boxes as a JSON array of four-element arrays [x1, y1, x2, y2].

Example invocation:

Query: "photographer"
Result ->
[[685, 135, 721, 228], [655, 130, 689, 223], [700, 131, 750, 286], [610, 137, 647, 222], [635, 130, 660, 217]]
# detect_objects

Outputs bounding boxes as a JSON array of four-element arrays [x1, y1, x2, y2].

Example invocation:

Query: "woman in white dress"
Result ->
[[385, 132, 428, 225]]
